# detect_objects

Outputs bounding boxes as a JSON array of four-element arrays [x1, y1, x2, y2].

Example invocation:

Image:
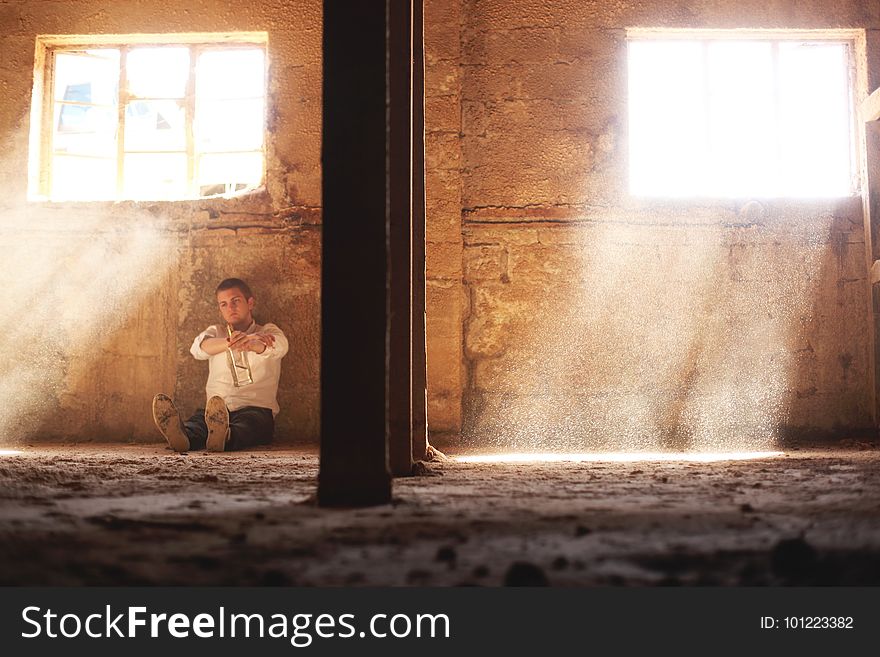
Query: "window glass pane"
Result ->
[[627, 37, 854, 198], [50, 155, 116, 200], [706, 41, 775, 196], [198, 152, 262, 196], [777, 42, 851, 196], [44, 41, 267, 201], [53, 103, 117, 155], [123, 153, 188, 200], [127, 47, 189, 99], [628, 40, 707, 196], [53, 50, 119, 105], [124, 99, 186, 151], [195, 98, 264, 152], [197, 49, 265, 100]]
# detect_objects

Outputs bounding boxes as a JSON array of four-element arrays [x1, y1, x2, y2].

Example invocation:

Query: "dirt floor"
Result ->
[[0, 442, 879, 586]]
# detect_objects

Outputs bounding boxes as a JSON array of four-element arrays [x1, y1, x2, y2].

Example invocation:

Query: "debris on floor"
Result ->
[[0, 444, 878, 586]]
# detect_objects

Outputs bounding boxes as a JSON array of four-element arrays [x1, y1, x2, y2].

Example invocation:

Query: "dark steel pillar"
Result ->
[[318, 0, 393, 506]]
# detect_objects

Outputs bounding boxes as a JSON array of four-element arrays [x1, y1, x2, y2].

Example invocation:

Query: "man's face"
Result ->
[[217, 287, 255, 330]]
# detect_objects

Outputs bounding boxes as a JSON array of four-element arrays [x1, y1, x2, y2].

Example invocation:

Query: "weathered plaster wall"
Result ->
[[0, 0, 322, 443], [458, 0, 880, 448], [2, 0, 876, 448]]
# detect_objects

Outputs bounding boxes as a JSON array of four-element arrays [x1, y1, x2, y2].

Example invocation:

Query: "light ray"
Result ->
[[456, 451, 785, 464]]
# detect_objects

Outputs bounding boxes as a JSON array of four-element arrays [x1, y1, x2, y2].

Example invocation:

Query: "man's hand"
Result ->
[[228, 331, 276, 354]]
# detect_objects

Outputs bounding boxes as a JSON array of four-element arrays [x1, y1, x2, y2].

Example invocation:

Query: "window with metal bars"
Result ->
[[32, 34, 267, 201]]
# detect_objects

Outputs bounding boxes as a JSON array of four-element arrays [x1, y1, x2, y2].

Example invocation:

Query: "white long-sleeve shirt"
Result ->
[[189, 321, 289, 415]]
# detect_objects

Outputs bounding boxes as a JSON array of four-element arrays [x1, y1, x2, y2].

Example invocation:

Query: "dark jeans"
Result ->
[[183, 406, 274, 451]]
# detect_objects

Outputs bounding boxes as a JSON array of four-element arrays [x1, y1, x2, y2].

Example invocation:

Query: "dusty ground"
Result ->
[[0, 443, 879, 586]]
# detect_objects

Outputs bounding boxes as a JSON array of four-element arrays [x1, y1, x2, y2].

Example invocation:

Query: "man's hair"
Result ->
[[216, 278, 254, 299]]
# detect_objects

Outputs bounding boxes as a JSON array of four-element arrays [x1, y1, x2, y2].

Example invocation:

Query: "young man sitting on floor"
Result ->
[[152, 278, 288, 452]]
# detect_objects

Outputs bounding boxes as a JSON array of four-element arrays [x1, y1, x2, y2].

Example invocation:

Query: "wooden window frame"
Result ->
[[28, 32, 269, 202]]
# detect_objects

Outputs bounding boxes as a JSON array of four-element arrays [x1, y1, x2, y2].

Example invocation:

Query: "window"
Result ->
[[30, 34, 267, 201], [627, 31, 859, 198]]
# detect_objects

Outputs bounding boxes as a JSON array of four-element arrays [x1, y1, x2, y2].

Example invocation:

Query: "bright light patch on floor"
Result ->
[[0, 450, 23, 456], [456, 451, 785, 464], [628, 37, 854, 197]]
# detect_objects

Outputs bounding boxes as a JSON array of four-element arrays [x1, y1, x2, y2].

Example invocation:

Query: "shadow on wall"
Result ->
[[462, 200, 870, 452], [785, 202, 874, 443]]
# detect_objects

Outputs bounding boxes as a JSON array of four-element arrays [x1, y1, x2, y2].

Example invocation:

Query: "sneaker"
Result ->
[[205, 395, 230, 452], [152, 394, 190, 453]]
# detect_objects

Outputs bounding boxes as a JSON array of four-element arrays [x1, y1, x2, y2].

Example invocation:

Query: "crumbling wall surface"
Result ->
[[459, 0, 880, 448], [0, 0, 322, 443]]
